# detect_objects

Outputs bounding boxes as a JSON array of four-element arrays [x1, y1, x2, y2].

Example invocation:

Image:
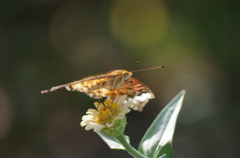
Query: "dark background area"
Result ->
[[0, 0, 240, 158]]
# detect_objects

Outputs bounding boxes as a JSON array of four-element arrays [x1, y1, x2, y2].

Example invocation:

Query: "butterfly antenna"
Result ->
[[131, 65, 165, 73], [130, 61, 138, 70]]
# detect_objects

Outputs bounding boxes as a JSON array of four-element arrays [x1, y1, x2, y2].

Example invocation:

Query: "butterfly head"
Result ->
[[109, 70, 132, 81]]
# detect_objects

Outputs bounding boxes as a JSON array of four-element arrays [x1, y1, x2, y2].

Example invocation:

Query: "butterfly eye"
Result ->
[[123, 72, 132, 80]]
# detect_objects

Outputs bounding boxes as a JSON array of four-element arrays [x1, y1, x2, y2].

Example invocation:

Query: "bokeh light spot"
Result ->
[[109, 0, 168, 48]]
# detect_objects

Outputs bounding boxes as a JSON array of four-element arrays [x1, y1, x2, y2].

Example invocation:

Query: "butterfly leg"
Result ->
[[111, 88, 116, 104], [110, 80, 119, 104], [126, 82, 130, 99], [96, 82, 101, 108]]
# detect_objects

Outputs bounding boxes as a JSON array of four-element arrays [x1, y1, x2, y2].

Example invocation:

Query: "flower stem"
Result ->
[[116, 134, 148, 158]]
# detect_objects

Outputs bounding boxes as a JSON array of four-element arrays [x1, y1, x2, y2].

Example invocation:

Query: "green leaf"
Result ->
[[138, 90, 186, 158], [97, 132, 130, 150], [159, 153, 167, 158]]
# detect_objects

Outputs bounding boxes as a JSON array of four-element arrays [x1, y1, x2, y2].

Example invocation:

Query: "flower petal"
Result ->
[[93, 124, 106, 132], [80, 95, 134, 133]]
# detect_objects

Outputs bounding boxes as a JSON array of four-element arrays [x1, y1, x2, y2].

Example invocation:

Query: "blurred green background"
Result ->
[[0, 0, 240, 157]]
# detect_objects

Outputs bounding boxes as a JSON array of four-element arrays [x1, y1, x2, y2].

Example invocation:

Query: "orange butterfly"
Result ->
[[41, 66, 165, 111]]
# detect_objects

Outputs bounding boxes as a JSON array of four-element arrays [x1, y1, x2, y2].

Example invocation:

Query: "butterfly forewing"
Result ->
[[67, 70, 132, 92], [66, 75, 110, 93], [41, 70, 132, 94]]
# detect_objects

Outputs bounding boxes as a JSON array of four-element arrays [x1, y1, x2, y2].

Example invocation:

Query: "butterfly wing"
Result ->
[[41, 74, 119, 94], [41, 71, 153, 111], [124, 77, 155, 111], [86, 77, 154, 111], [41, 70, 132, 94]]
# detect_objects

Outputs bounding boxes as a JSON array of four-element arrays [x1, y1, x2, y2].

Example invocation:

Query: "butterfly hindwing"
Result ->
[[84, 77, 154, 111], [124, 77, 155, 111]]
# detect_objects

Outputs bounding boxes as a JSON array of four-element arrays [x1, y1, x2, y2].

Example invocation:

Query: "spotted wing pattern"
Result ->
[[41, 70, 132, 94], [126, 77, 155, 111], [41, 70, 155, 111], [85, 77, 155, 112]]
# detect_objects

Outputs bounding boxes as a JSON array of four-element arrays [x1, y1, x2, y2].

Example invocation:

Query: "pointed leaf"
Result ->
[[97, 132, 130, 150], [159, 153, 167, 158], [138, 90, 186, 158]]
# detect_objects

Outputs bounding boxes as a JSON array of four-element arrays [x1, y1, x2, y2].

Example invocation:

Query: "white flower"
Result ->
[[80, 95, 133, 133]]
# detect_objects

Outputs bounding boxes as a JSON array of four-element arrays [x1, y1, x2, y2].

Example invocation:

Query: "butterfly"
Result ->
[[41, 65, 165, 111]]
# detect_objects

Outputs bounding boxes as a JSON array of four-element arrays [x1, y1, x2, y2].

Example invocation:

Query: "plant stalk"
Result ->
[[117, 134, 148, 158]]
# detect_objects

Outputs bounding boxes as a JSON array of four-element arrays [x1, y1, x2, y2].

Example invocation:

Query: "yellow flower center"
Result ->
[[97, 99, 120, 125]]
